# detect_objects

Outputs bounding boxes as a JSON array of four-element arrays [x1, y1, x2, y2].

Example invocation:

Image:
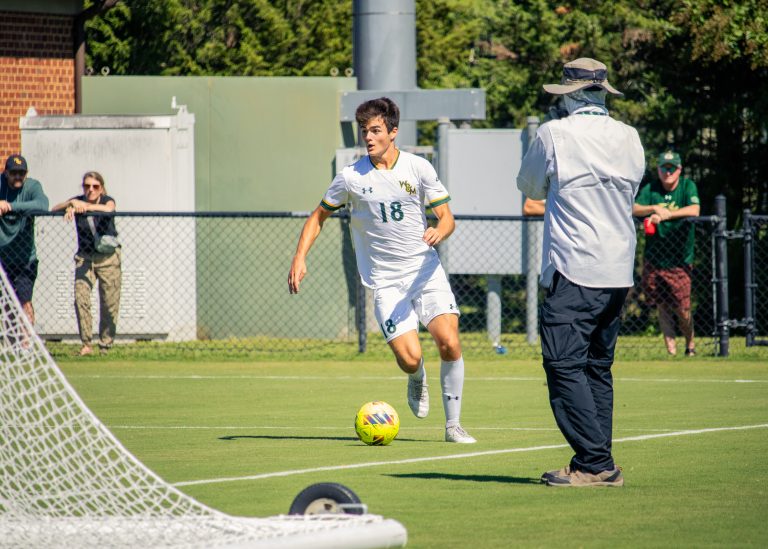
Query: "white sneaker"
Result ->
[[407, 375, 429, 418], [445, 424, 476, 444]]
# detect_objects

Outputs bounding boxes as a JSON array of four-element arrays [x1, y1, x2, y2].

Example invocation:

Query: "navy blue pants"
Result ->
[[539, 271, 628, 474], [2, 259, 38, 303]]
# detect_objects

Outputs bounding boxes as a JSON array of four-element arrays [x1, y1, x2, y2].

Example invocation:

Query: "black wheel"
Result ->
[[288, 482, 365, 515]]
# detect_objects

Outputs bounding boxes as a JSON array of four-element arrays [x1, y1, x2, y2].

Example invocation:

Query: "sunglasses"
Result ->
[[83, 183, 102, 190], [8, 170, 26, 178], [660, 165, 678, 173]]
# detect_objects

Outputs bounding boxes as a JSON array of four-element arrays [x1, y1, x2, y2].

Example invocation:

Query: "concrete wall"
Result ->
[[80, 76, 359, 342], [82, 76, 357, 212]]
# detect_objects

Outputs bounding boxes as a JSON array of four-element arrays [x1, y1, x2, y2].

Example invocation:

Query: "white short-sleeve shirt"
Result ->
[[321, 150, 450, 289]]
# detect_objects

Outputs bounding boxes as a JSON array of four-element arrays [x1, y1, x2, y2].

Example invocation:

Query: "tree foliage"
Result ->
[[85, 0, 768, 214], [85, 0, 352, 76]]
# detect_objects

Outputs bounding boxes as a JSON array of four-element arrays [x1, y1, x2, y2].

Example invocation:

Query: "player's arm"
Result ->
[[51, 198, 73, 211], [53, 198, 115, 221], [666, 203, 700, 219], [51, 198, 77, 220], [288, 205, 334, 294], [632, 202, 672, 222], [12, 180, 49, 212], [523, 198, 545, 216], [424, 202, 454, 246], [82, 199, 116, 213]]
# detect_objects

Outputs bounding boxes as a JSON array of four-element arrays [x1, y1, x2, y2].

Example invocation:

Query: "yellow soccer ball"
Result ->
[[354, 401, 400, 446]]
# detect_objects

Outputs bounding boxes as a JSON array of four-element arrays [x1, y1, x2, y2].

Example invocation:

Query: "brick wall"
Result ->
[[0, 11, 75, 162]]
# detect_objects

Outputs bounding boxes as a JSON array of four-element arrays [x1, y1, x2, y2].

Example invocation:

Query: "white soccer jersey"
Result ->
[[321, 150, 450, 289]]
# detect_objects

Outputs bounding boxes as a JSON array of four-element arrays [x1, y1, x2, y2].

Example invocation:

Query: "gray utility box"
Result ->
[[441, 128, 535, 275], [21, 108, 197, 342]]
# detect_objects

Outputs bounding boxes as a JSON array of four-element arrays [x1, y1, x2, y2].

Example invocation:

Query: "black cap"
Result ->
[[5, 154, 28, 172]]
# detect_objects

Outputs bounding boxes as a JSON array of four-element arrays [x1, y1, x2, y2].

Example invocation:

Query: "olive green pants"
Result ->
[[74, 248, 122, 348]]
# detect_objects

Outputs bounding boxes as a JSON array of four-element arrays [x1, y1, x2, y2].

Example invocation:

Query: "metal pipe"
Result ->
[[743, 209, 755, 347], [487, 275, 502, 349], [353, 0, 417, 146], [436, 117, 451, 271], [524, 116, 540, 345], [356, 277, 367, 353], [714, 195, 729, 356], [73, 14, 86, 114]]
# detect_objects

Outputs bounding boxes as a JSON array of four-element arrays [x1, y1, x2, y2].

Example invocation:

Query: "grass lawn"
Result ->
[[58, 357, 768, 548]]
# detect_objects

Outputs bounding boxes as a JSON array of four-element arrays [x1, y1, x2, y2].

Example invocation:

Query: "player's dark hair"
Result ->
[[355, 97, 400, 132]]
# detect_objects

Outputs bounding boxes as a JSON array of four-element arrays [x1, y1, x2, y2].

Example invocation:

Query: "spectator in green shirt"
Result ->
[[0, 154, 49, 326], [633, 151, 700, 356]]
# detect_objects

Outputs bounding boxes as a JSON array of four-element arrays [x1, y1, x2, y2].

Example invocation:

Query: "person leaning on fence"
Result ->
[[51, 171, 122, 357], [517, 58, 645, 487], [288, 97, 476, 444], [0, 154, 49, 327], [632, 151, 700, 357]]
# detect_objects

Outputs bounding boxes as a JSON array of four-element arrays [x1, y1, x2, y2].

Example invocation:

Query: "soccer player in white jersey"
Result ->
[[288, 97, 475, 444]]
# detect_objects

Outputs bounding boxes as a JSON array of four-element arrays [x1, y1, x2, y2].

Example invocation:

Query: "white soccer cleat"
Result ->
[[445, 424, 476, 444], [407, 376, 429, 418]]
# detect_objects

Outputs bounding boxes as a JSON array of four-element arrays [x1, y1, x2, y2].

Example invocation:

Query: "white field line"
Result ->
[[68, 374, 768, 383], [618, 377, 767, 384], [173, 423, 768, 487], [111, 425, 560, 431], [110, 425, 683, 432]]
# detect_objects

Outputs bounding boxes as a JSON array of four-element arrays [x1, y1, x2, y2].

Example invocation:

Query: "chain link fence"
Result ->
[[625, 216, 716, 355], [443, 214, 718, 357], [753, 214, 768, 345], [735, 211, 768, 347], [0, 206, 762, 359]]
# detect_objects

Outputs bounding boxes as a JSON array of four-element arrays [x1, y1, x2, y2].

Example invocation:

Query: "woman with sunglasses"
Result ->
[[52, 171, 122, 356]]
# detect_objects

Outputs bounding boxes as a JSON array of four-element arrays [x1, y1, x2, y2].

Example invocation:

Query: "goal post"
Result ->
[[0, 266, 407, 548]]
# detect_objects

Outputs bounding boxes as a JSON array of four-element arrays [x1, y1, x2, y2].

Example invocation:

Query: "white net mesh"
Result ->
[[0, 268, 406, 548]]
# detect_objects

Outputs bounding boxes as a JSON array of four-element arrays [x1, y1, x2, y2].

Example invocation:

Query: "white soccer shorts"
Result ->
[[373, 263, 460, 343]]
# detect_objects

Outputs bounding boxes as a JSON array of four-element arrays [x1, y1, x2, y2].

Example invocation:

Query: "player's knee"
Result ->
[[436, 336, 461, 361], [395, 354, 422, 374]]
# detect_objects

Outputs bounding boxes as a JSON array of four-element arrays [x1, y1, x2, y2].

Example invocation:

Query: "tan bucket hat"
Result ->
[[543, 58, 623, 96]]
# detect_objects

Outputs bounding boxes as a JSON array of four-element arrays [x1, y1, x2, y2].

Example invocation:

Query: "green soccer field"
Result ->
[[59, 357, 768, 548]]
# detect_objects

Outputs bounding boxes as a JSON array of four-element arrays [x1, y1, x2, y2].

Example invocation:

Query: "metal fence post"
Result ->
[[524, 116, 540, 345], [436, 117, 451, 272], [341, 213, 366, 354], [356, 277, 367, 353], [743, 209, 755, 347], [487, 275, 502, 349], [714, 195, 729, 356]]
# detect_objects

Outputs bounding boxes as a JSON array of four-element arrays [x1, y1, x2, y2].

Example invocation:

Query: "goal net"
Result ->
[[0, 267, 406, 548]]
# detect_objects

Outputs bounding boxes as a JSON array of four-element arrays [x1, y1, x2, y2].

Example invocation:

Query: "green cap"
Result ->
[[657, 150, 681, 168]]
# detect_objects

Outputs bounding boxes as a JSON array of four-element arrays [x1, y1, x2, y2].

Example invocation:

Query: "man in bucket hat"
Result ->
[[517, 58, 645, 487]]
